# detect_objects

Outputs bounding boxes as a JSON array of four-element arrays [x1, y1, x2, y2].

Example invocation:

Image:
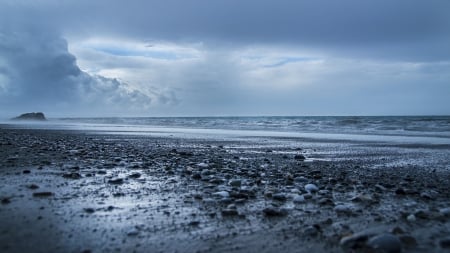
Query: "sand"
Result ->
[[1, 126, 450, 253]]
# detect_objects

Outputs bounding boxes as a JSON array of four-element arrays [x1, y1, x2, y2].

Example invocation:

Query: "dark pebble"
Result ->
[[33, 192, 53, 197], [263, 207, 288, 217], [108, 178, 124, 185], [440, 237, 450, 248], [63, 172, 82, 179], [294, 154, 306, 161], [23, 170, 31, 174], [1, 198, 11, 204]]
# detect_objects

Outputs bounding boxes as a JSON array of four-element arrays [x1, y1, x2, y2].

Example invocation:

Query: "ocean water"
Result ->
[[49, 116, 450, 144], [3, 116, 450, 144]]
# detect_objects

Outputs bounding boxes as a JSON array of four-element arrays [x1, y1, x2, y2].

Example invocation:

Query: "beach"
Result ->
[[1, 122, 450, 253]]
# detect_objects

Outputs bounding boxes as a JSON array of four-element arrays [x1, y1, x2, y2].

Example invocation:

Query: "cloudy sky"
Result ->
[[0, 0, 449, 117]]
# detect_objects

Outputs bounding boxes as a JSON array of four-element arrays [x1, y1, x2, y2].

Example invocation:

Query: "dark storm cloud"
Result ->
[[0, 28, 153, 116], [3, 0, 448, 61]]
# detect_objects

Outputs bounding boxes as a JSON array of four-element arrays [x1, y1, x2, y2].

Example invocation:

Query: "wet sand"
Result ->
[[1, 126, 450, 253]]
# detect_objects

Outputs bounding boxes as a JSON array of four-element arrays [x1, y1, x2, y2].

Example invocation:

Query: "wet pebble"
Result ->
[[293, 195, 305, 203], [33, 192, 53, 197], [263, 207, 288, 217], [440, 237, 450, 248], [221, 209, 239, 216], [272, 193, 287, 201], [367, 233, 402, 253], [213, 191, 229, 198], [305, 184, 318, 193], [108, 178, 124, 185]]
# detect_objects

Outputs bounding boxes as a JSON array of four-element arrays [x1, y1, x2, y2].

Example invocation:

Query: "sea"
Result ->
[[3, 115, 443, 145]]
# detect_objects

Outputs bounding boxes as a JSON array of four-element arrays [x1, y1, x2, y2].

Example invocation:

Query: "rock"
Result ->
[[367, 233, 402, 253], [294, 154, 306, 161], [33, 192, 53, 197], [398, 235, 417, 248], [272, 193, 287, 201], [334, 204, 356, 214], [27, 184, 39, 189], [127, 228, 140, 236], [128, 172, 141, 179], [1, 198, 11, 204], [83, 208, 95, 213], [108, 178, 124, 185], [263, 207, 288, 217], [12, 112, 47, 121], [221, 209, 239, 216], [229, 179, 242, 187], [305, 184, 319, 193], [293, 195, 305, 203], [304, 225, 319, 236], [213, 191, 229, 198], [63, 172, 82, 179], [440, 237, 450, 248], [406, 214, 416, 222], [439, 207, 450, 216], [23, 170, 31, 174]]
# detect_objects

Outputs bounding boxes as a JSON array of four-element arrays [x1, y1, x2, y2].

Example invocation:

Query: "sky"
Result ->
[[0, 0, 449, 117]]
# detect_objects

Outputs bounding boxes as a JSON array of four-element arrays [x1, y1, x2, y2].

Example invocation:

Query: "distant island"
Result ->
[[12, 112, 47, 121]]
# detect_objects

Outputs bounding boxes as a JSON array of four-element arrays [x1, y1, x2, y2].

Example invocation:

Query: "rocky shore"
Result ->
[[1, 126, 449, 253]]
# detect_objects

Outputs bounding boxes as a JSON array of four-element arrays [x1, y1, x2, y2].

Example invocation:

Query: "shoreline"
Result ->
[[1, 127, 450, 252]]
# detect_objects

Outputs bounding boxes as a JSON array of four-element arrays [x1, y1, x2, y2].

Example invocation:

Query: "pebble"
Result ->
[[1, 198, 11, 204], [406, 214, 416, 222], [305, 184, 318, 193], [83, 208, 95, 213], [294, 154, 306, 161], [213, 191, 229, 198], [108, 178, 124, 185], [334, 204, 356, 214], [440, 237, 450, 248], [221, 209, 239, 216], [63, 172, 82, 179], [128, 172, 141, 179], [367, 233, 402, 253], [229, 179, 242, 187], [33, 192, 53, 197], [293, 195, 305, 203], [272, 193, 287, 201], [304, 225, 319, 236], [263, 207, 288, 217]]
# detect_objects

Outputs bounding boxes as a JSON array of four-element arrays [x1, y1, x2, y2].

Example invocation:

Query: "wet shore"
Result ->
[[1, 126, 450, 253]]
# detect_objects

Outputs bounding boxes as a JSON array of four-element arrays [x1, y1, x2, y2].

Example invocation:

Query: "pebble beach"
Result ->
[[1, 125, 450, 253]]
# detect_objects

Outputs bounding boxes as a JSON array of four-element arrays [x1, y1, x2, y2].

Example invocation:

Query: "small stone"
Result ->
[[83, 208, 95, 213], [334, 204, 355, 214], [63, 172, 82, 179], [27, 184, 40, 189], [439, 207, 450, 216], [192, 173, 202, 180], [303, 193, 313, 199], [273, 193, 287, 201], [395, 188, 406, 195], [406, 214, 416, 222], [33, 192, 53, 197], [305, 184, 319, 193], [108, 178, 124, 185], [263, 207, 288, 217], [213, 191, 229, 198], [440, 237, 450, 248], [367, 233, 402, 253], [23, 170, 31, 174], [1, 198, 11, 204], [304, 226, 319, 237], [222, 209, 239, 216], [197, 162, 209, 168], [399, 235, 417, 248], [229, 179, 242, 187], [294, 154, 306, 161], [318, 198, 334, 206], [128, 172, 141, 179], [293, 195, 305, 203], [127, 228, 139, 236]]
